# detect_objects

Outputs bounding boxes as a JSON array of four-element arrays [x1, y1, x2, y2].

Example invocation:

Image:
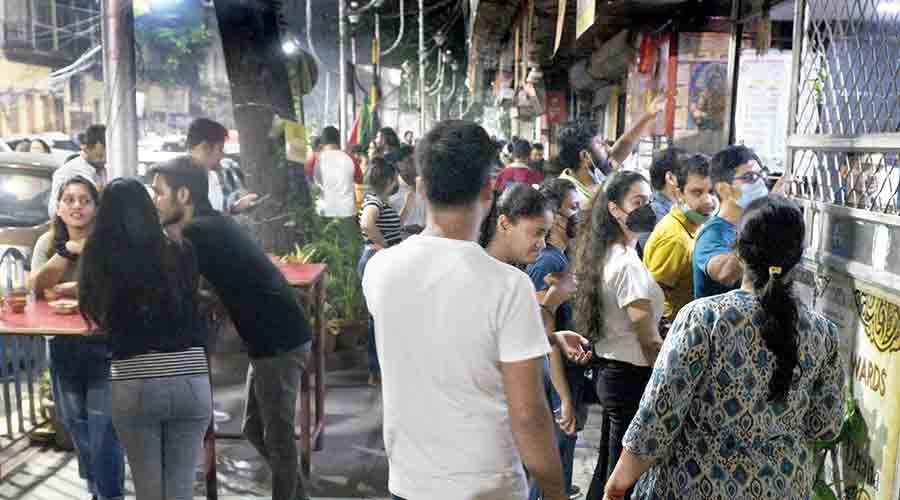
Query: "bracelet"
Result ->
[[540, 304, 556, 317]]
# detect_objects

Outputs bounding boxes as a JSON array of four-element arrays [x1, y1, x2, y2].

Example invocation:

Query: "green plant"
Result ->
[[286, 188, 366, 324], [809, 384, 866, 500]]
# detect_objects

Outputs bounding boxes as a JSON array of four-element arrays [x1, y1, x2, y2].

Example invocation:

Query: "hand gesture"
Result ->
[[557, 399, 577, 436], [649, 93, 668, 115], [65, 238, 85, 256], [543, 271, 577, 309], [553, 330, 593, 364], [231, 193, 260, 214]]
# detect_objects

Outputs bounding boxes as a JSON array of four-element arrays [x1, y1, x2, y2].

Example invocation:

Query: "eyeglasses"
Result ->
[[733, 171, 764, 183]]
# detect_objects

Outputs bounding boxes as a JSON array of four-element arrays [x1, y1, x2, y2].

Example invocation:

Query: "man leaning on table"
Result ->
[[149, 156, 313, 500]]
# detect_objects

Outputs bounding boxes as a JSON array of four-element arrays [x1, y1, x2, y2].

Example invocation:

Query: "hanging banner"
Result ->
[[284, 121, 307, 163], [554, 0, 567, 57], [576, 0, 595, 39], [545, 91, 567, 124]]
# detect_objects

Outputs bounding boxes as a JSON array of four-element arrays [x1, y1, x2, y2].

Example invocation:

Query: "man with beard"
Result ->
[[149, 157, 313, 500], [48, 124, 106, 217], [556, 95, 667, 207], [530, 143, 546, 174]]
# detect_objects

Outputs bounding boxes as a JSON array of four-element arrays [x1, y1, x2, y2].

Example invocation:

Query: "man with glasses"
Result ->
[[692, 145, 769, 299]]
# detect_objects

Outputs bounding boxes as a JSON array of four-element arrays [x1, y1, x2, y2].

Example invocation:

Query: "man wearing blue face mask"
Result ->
[[692, 145, 768, 299]]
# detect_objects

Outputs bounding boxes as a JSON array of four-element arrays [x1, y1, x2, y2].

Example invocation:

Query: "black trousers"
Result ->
[[585, 358, 652, 500]]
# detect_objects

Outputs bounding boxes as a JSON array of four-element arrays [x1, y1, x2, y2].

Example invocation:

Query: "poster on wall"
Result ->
[[686, 61, 728, 131], [624, 35, 669, 138], [673, 32, 730, 155], [795, 267, 900, 500], [734, 50, 792, 173]]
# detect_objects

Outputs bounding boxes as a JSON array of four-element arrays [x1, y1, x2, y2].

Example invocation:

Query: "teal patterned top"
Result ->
[[623, 289, 845, 500]]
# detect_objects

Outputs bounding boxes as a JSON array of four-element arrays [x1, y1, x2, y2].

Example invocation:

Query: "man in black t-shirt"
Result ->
[[149, 157, 312, 500]]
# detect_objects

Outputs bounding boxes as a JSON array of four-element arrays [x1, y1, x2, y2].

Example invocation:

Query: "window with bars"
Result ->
[[788, 0, 900, 214]]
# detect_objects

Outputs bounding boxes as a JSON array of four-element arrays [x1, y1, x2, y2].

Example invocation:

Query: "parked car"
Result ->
[[4, 133, 79, 164], [0, 140, 10, 153], [0, 153, 57, 373], [138, 135, 186, 177]]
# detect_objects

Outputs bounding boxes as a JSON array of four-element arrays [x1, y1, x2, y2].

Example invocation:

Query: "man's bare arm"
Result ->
[[501, 357, 567, 500]]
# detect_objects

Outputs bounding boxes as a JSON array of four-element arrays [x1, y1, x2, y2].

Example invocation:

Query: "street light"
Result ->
[[433, 32, 447, 49], [281, 34, 301, 56]]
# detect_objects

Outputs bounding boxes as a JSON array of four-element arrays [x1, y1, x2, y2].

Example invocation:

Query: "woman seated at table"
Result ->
[[79, 178, 212, 500], [29, 175, 126, 500]]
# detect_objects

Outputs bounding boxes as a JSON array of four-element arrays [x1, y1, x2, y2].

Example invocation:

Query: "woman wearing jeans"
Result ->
[[573, 171, 664, 500], [79, 178, 212, 500], [30, 176, 125, 500]]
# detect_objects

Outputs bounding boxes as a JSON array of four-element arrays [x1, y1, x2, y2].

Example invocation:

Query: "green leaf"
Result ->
[[812, 481, 839, 500]]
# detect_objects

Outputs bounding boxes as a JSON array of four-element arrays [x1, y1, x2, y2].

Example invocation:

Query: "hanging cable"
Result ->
[[425, 53, 445, 93], [306, 0, 323, 67], [380, 0, 404, 55], [443, 70, 457, 101]]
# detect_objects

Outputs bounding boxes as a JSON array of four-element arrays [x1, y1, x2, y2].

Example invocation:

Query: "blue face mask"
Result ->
[[737, 178, 769, 209]]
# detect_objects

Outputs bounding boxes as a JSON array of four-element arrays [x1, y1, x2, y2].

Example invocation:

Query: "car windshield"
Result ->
[[52, 140, 79, 151], [0, 168, 52, 227]]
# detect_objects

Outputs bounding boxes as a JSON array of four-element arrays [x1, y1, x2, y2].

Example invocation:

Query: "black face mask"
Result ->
[[565, 212, 580, 239], [388, 183, 400, 196], [530, 159, 545, 172], [625, 204, 657, 233]]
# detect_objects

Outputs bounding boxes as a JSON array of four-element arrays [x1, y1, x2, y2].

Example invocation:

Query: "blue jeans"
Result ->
[[357, 246, 380, 378], [112, 374, 213, 500], [50, 338, 125, 500]]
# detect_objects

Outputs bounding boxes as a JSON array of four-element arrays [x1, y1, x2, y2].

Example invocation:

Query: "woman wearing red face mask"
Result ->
[[574, 171, 664, 500]]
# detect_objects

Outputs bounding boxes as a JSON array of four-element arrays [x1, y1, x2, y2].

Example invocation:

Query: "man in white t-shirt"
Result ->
[[48, 124, 106, 217], [310, 126, 362, 217], [362, 120, 566, 500]]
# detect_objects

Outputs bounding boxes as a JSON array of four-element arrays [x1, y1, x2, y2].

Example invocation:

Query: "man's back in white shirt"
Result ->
[[314, 149, 358, 217], [362, 235, 550, 500]]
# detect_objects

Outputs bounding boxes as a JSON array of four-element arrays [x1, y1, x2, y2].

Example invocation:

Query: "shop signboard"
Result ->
[[576, 0, 595, 39]]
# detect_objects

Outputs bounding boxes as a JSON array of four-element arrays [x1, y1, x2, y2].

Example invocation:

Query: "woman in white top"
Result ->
[[573, 171, 664, 500]]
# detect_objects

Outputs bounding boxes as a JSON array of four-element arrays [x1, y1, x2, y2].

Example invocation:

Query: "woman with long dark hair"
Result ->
[[601, 195, 845, 500], [574, 171, 664, 500], [79, 178, 211, 500], [29, 175, 126, 500]]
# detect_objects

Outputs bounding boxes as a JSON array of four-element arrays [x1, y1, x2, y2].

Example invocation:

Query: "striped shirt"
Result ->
[[359, 193, 403, 247], [110, 346, 209, 381]]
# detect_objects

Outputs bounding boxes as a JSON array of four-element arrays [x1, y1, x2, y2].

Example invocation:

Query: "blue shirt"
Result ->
[[692, 215, 738, 299], [526, 245, 573, 331], [637, 191, 675, 256]]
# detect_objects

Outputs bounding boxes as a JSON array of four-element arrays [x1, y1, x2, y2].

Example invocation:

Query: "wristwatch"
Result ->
[[56, 242, 77, 262]]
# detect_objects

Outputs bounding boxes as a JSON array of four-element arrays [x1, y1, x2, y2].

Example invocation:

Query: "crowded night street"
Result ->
[[0, 1, 898, 500]]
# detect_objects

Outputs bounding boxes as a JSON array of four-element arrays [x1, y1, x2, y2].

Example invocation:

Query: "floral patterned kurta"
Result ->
[[623, 290, 845, 500]]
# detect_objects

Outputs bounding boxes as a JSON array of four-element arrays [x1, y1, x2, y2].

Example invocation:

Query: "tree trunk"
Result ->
[[212, 0, 306, 253]]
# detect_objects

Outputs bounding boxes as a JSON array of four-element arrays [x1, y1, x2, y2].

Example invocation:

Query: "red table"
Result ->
[[0, 300, 90, 336], [270, 259, 328, 472]]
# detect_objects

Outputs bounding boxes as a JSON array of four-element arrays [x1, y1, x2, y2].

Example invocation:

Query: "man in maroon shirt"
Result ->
[[495, 138, 545, 191]]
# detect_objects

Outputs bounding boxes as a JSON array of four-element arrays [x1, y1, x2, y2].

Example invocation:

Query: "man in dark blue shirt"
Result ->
[[150, 157, 312, 500], [637, 147, 686, 257]]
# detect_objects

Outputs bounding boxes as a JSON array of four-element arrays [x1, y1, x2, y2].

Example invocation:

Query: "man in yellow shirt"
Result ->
[[643, 154, 717, 324]]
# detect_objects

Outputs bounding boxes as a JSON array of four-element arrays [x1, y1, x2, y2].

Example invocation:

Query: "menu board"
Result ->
[[734, 50, 792, 173]]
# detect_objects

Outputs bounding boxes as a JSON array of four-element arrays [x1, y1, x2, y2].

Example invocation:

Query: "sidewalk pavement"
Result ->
[[0, 348, 605, 500]]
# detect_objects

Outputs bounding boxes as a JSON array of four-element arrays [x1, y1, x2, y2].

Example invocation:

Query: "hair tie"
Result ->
[[769, 266, 783, 278]]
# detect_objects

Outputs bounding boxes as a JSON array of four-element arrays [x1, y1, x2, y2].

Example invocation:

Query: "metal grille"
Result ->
[[792, 148, 900, 213], [788, 0, 900, 212], [795, 0, 899, 136]]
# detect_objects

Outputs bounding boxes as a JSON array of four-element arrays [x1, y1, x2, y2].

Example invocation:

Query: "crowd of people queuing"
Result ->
[[25, 108, 845, 500], [341, 116, 843, 499]]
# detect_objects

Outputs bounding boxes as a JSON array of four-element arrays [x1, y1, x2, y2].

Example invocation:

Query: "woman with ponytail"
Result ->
[[601, 195, 845, 500]]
